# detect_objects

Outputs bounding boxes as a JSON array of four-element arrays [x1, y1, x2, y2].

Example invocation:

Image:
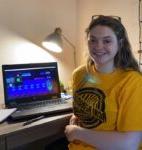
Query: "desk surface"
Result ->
[[0, 113, 72, 150]]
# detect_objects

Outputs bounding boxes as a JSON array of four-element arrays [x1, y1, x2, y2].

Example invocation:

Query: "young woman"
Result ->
[[65, 15, 142, 150]]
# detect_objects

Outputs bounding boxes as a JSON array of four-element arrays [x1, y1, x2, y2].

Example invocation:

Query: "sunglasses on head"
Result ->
[[91, 15, 121, 22]]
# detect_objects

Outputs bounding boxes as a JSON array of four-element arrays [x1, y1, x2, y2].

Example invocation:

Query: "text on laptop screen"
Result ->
[[2, 62, 61, 104]]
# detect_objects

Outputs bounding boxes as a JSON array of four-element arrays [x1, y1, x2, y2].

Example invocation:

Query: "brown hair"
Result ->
[[86, 15, 140, 72]]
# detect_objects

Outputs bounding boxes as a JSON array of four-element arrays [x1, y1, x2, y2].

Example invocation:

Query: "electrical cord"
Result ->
[[138, 0, 142, 66]]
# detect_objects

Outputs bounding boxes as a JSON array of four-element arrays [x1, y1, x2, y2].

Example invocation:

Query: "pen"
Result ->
[[23, 115, 45, 126]]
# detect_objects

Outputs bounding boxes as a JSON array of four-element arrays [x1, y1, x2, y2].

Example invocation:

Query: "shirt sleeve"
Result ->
[[72, 66, 87, 93], [117, 73, 142, 131]]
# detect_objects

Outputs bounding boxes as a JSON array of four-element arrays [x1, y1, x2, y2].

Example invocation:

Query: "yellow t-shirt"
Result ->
[[69, 65, 142, 150]]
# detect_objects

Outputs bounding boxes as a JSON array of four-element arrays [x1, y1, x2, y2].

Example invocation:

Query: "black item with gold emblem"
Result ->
[[73, 87, 106, 128]]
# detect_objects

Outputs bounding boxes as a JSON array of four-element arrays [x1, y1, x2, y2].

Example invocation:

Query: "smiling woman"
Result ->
[[64, 15, 142, 150], [88, 25, 119, 71]]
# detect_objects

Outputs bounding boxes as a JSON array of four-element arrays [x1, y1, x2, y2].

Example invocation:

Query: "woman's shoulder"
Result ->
[[125, 70, 142, 78], [73, 64, 87, 76], [122, 69, 142, 83]]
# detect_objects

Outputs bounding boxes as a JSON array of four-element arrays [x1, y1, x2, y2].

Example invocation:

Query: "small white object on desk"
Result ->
[[61, 93, 73, 99], [0, 108, 17, 123]]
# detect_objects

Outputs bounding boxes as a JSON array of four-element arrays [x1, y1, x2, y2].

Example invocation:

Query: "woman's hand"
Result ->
[[65, 115, 82, 142], [65, 124, 82, 142], [69, 114, 79, 125]]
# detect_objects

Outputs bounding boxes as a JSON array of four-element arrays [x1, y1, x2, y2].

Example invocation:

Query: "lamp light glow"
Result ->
[[42, 41, 62, 53], [42, 27, 76, 67]]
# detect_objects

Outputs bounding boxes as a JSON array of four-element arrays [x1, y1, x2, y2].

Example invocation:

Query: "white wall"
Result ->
[[76, 0, 139, 65], [0, 0, 140, 105], [0, 0, 77, 104]]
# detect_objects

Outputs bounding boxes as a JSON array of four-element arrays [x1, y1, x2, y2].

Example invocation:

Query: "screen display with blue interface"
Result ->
[[4, 66, 59, 101]]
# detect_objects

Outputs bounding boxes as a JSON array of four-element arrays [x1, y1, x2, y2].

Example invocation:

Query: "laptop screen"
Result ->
[[2, 62, 61, 107]]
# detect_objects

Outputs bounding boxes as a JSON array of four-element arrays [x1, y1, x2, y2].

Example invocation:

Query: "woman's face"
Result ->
[[88, 25, 119, 67]]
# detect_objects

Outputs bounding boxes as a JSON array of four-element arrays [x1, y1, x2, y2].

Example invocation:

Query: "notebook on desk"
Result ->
[[2, 62, 72, 120]]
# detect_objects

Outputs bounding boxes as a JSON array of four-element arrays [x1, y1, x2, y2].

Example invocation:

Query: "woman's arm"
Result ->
[[65, 125, 142, 150], [69, 114, 79, 125]]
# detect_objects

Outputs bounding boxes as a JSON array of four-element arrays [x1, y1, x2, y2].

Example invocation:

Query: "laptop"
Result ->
[[2, 62, 72, 120]]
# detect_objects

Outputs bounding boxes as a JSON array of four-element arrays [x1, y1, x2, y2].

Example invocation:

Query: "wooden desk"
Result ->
[[0, 113, 72, 150]]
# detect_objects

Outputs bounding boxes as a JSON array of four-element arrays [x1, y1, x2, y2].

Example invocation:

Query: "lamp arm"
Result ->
[[62, 34, 76, 68]]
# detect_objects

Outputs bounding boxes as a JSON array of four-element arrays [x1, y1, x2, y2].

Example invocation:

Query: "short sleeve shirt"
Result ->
[[70, 65, 142, 150]]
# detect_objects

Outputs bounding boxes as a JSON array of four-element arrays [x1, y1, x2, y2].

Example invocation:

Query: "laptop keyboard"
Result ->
[[11, 98, 72, 119], [17, 98, 67, 110]]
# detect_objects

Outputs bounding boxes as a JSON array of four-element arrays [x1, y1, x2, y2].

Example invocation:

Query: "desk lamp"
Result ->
[[42, 27, 76, 68]]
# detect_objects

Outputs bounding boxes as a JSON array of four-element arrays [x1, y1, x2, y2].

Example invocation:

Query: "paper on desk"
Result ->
[[0, 108, 17, 123]]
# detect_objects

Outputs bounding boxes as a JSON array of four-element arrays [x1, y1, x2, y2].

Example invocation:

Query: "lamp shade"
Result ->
[[42, 28, 63, 53], [42, 27, 76, 67]]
